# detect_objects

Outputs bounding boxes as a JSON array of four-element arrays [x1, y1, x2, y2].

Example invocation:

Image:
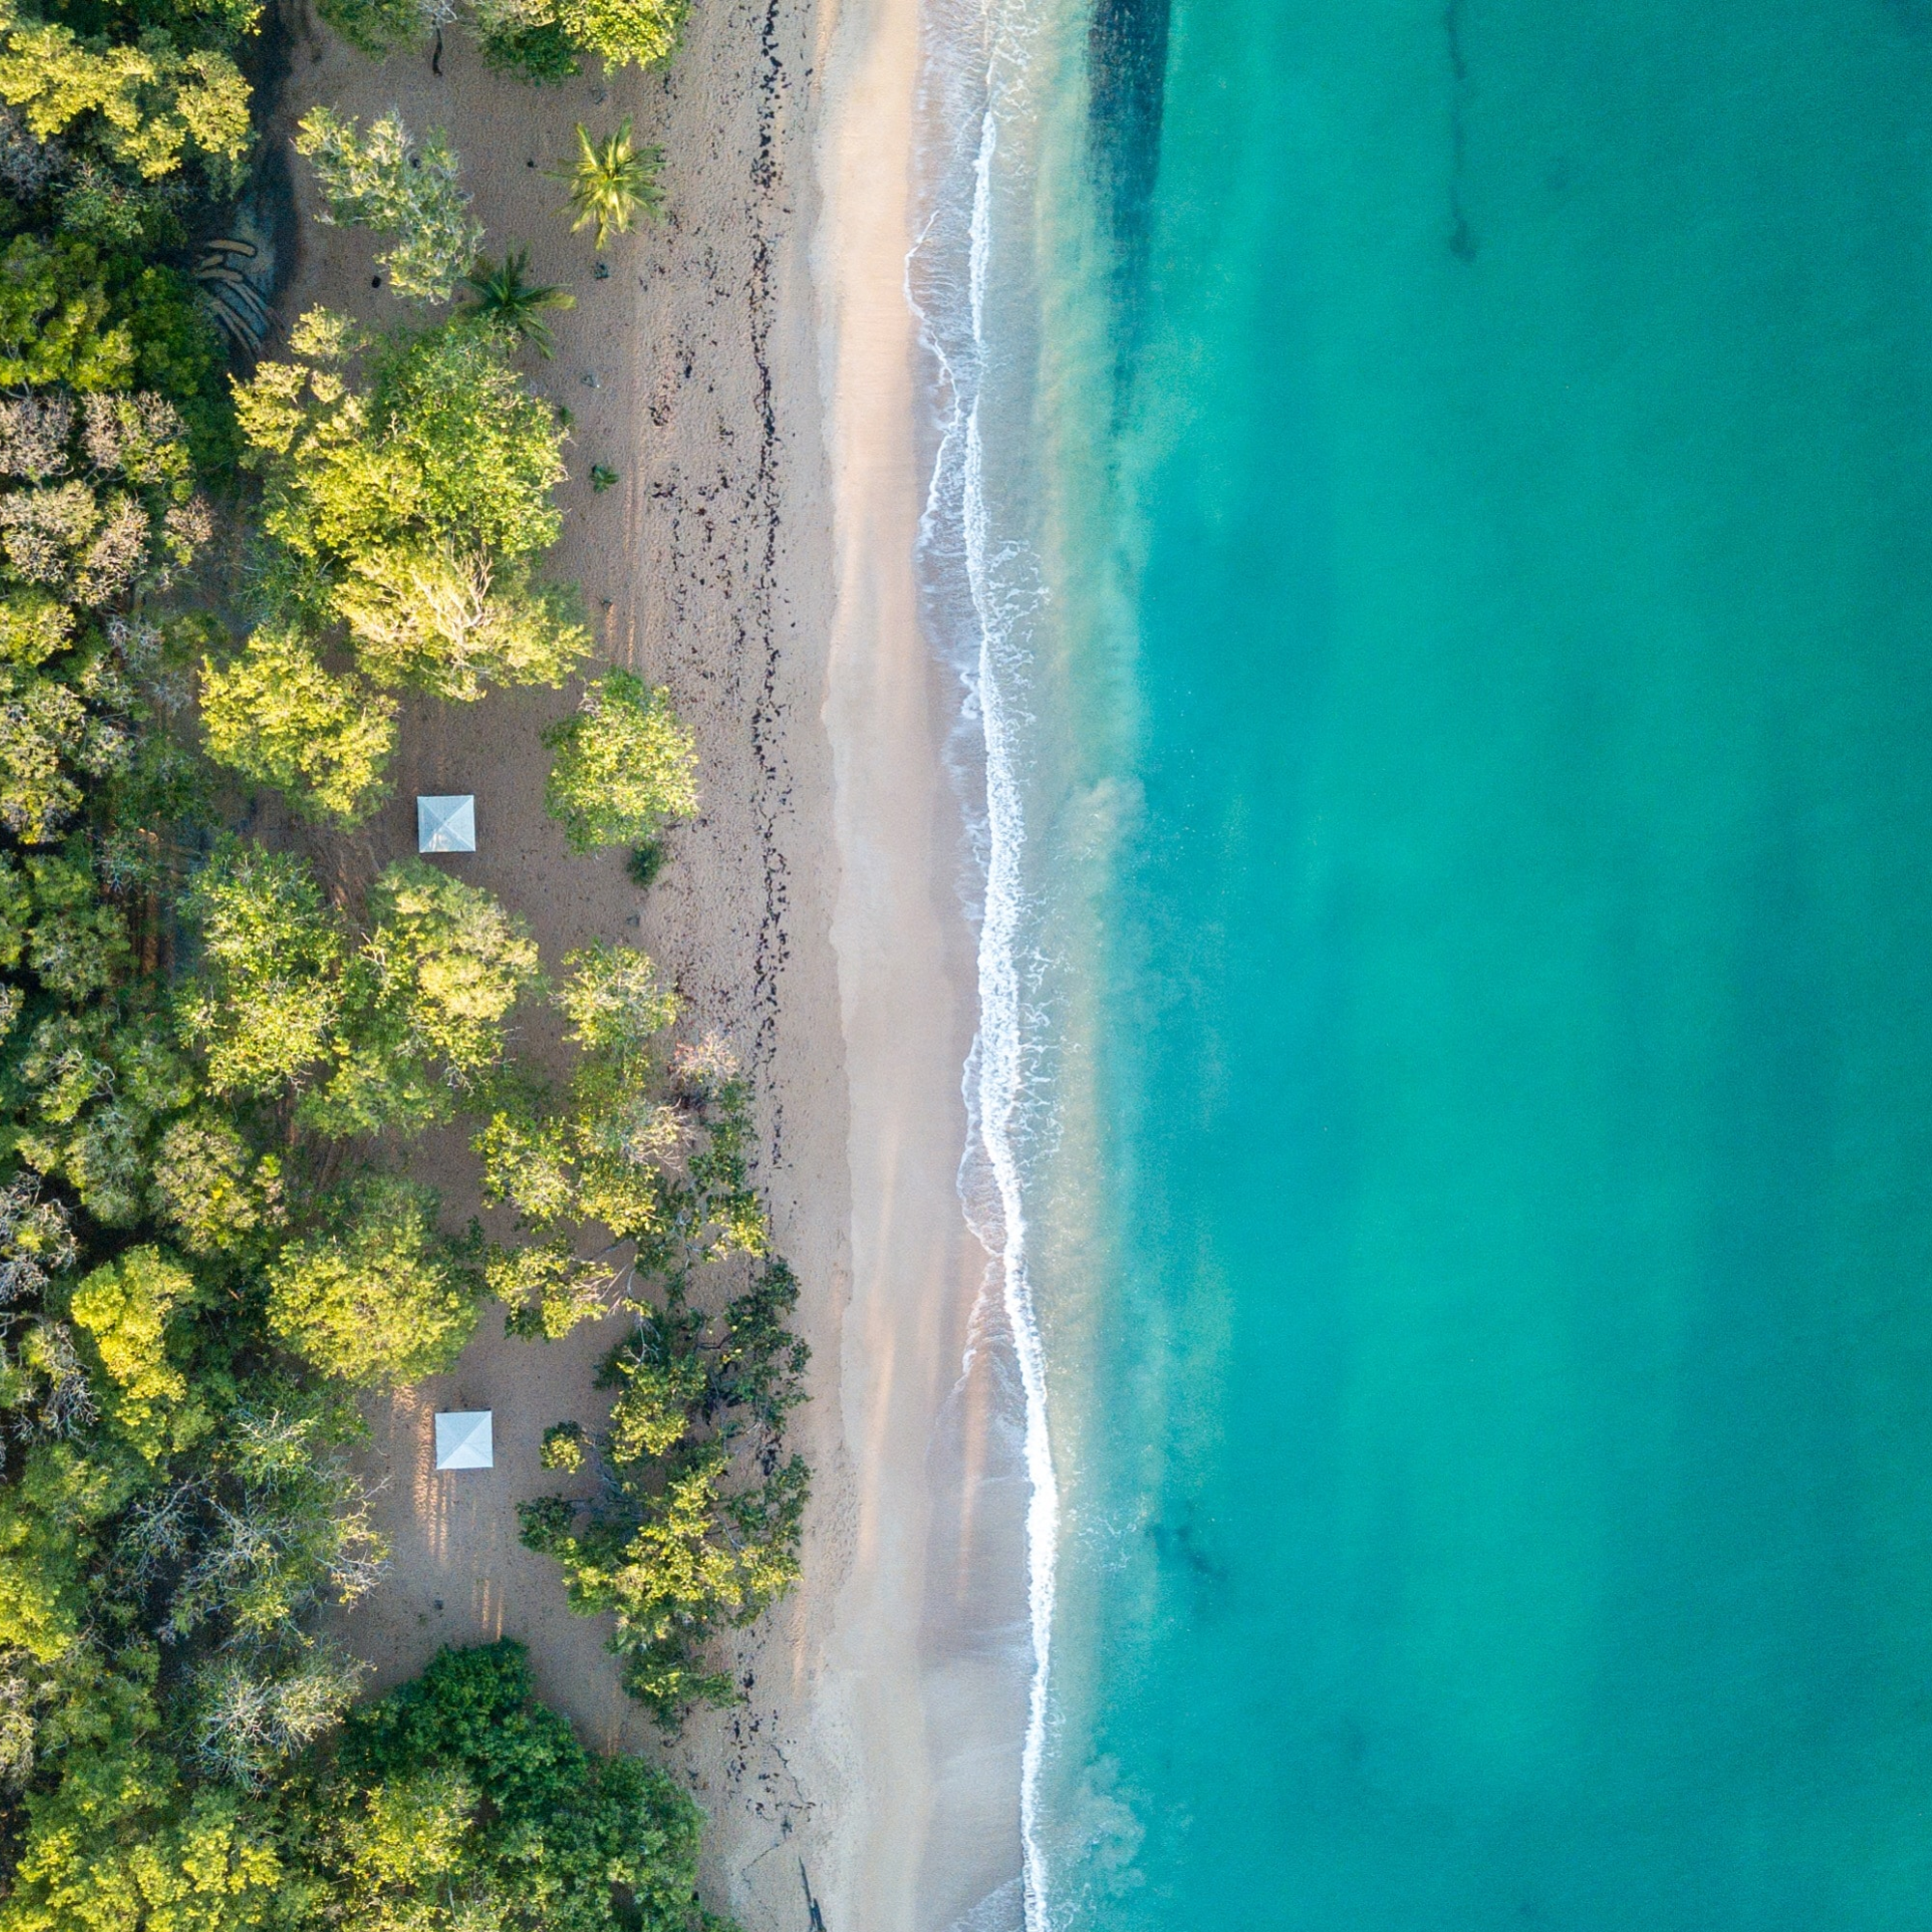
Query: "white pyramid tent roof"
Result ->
[[417, 794, 477, 853], [434, 1410, 494, 1469]]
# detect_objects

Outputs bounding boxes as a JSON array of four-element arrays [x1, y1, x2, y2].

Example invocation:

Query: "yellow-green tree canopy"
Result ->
[[177, 843, 540, 1140], [213, 310, 586, 818], [68, 1244, 207, 1462], [542, 668, 698, 853], [294, 109, 481, 307], [0, 10, 252, 193], [267, 1176, 484, 1389]]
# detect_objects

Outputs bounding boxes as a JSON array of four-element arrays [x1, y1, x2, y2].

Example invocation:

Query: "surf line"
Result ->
[[905, 0, 1060, 1918]]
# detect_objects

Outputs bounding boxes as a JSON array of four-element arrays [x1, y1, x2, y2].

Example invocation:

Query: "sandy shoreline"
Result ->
[[277, 0, 1026, 1922]]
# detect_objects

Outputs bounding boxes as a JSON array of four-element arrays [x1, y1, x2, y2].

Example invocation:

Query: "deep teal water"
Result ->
[[1035, 4, 1932, 1925]]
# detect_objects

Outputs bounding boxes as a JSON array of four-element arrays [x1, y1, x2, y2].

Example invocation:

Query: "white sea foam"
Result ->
[[906, 0, 1060, 1920]]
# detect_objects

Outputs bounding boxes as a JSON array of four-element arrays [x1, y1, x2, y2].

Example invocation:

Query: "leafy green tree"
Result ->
[[472, 958, 769, 1267], [312, 0, 431, 54], [176, 838, 346, 1100], [0, 1748, 286, 1932], [24, 848, 131, 999], [333, 541, 589, 703], [462, 244, 574, 357], [518, 1264, 808, 1722], [0, 388, 213, 846], [150, 1112, 285, 1255], [295, 109, 483, 307], [0, 237, 133, 389], [67, 1244, 209, 1463], [471, 9, 579, 77], [0, 675, 87, 841], [239, 308, 568, 593], [267, 1175, 484, 1387], [290, 1641, 728, 1931], [555, 939, 679, 1062], [0, 1443, 124, 1662], [7, 989, 199, 1226], [302, 857, 538, 1139], [198, 624, 398, 824], [0, 22, 253, 193], [231, 309, 585, 768], [552, 0, 683, 68], [489, 1236, 614, 1340], [176, 844, 537, 1141], [554, 120, 663, 247], [543, 667, 697, 852]]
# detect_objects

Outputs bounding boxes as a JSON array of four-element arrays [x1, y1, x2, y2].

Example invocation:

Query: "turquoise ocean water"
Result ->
[[918, 2, 1932, 1927]]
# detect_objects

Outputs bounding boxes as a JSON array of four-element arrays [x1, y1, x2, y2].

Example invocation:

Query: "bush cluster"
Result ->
[[319, 0, 687, 81]]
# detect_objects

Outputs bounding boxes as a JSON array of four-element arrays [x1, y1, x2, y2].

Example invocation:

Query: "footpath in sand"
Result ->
[[282, 0, 1027, 1921]]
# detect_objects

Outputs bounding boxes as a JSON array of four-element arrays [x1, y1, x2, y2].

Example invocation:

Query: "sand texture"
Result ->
[[273, 0, 1025, 1922]]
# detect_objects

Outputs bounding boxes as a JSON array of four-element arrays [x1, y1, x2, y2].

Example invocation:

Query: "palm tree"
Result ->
[[553, 120, 665, 249], [461, 247, 576, 357]]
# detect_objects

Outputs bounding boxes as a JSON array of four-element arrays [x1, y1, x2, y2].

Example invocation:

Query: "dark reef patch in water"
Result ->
[[1087, 0, 1171, 378]]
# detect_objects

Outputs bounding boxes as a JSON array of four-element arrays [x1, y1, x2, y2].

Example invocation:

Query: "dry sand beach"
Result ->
[[276, 0, 1028, 1923]]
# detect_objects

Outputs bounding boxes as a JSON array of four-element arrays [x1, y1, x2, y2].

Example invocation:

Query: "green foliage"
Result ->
[[0, 17, 253, 193], [554, 120, 664, 248], [0, 237, 132, 389], [0, 390, 213, 846], [67, 1243, 208, 1460], [7, 999, 199, 1224], [334, 541, 590, 704], [462, 245, 574, 357], [119, 263, 230, 437], [0, 1752, 286, 1932], [556, 940, 679, 1063], [485, 949, 806, 1722], [155, 1398, 387, 1648], [239, 308, 568, 587], [303, 857, 539, 1139], [0, 1443, 130, 1662], [517, 1281, 809, 1721], [178, 843, 538, 1142], [475, 15, 579, 78], [490, 1236, 613, 1341], [267, 1174, 485, 1388], [311, 0, 425, 53], [176, 838, 346, 1097], [198, 624, 397, 824], [588, 462, 617, 492], [150, 1112, 284, 1256], [287, 1641, 728, 1932], [295, 109, 483, 307], [224, 309, 585, 818], [627, 836, 666, 889], [0, 0, 799, 1897], [473, 943, 688, 1245], [540, 1419, 585, 1470], [543, 667, 698, 853], [554, 0, 682, 68]]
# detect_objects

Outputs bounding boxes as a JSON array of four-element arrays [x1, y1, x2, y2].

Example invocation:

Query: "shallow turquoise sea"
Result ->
[[1023, 3, 1932, 1925]]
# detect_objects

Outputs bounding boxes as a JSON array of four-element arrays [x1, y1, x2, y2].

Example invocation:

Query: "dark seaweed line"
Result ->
[[746, 0, 791, 1173]]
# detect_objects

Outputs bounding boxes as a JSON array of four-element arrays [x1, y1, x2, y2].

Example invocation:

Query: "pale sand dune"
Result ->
[[279, 0, 1023, 1919]]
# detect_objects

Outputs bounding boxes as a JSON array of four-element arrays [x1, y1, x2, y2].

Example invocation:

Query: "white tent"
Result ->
[[417, 794, 477, 853], [434, 1410, 494, 1470]]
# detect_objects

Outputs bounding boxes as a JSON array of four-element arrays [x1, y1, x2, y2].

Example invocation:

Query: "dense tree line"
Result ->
[[0, 0, 803, 1913]]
